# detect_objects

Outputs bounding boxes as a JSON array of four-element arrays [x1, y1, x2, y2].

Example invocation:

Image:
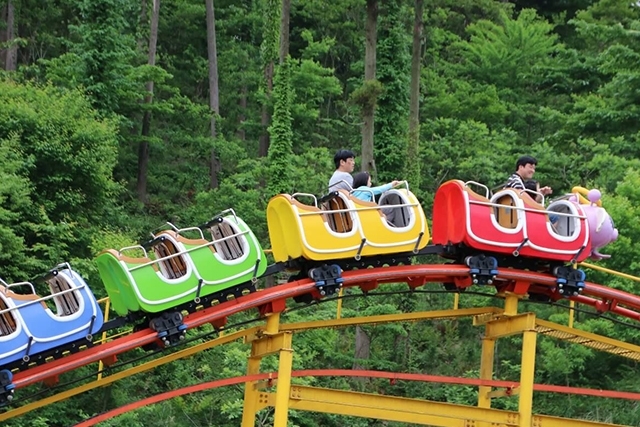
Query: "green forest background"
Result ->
[[2, 0, 640, 425]]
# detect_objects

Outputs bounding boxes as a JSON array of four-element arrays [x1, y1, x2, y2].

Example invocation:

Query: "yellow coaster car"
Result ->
[[267, 185, 429, 263]]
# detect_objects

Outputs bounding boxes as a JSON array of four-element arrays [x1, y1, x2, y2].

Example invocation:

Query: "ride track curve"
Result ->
[[5, 261, 640, 424], [73, 369, 640, 427]]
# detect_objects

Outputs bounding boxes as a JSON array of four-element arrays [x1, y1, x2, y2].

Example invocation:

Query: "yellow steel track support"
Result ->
[[7, 305, 640, 427], [478, 336, 495, 409], [485, 313, 536, 339], [242, 312, 293, 427], [503, 292, 521, 316], [240, 354, 262, 427], [568, 300, 575, 328], [481, 311, 538, 426], [97, 298, 111, 381], [273, 335, 293, 427], [519, 329, 537, 426], [256, 385, 626, 427], [580, 262, 640, 283], [336, 287, 344, 319], [536, 318, 640, 360], [0, 327, 259, 423]]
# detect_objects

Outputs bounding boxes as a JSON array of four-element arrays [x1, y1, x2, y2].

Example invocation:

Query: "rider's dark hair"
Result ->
[[524, 179, 538, 192], [352, 171, 370, 189], [516, 155, 537, 171], [334, 149, 355, 169]]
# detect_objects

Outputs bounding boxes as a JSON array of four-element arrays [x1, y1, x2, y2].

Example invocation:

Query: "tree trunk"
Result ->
[[1, 0, 17, 71], [403, 324, 412, 368], [206, 0, 221, 189], [137, 0, 148, 51], [0, 4, 6, 70], [279, 0, 290, 64], [258, 0, 280, 158], [405, 0, 423, 188], [236, 84, 247, 141], [361, 0, 378, 175], [136, 0, 160, 203], [258, 62, 274, 158], [353, 325, 371, 371]]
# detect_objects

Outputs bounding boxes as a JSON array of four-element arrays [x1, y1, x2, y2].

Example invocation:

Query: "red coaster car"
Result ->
[[432, 180, 591, 263]]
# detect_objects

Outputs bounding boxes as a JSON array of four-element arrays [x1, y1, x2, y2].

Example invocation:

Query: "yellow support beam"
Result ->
[[489, 387, 520, 398], [240, 356, 262, 427], [485, 313, 536, 339], [257, 385, 629, 427], [249, 333, 290, 358], [97, 297, 111, 381], [519, 330, 537, 426], [580, 262, 640, 283], [336, 287, 344, 319], [7, 304, 640, 427], [259, 385, 519, 426], [0, 327, 259, 423], [536, 319, 640, 361], [265, 312, 280, 335], [478, 337, 495, 408], [273, 332, 293, 427], [242, 312, 294, 427], [503, 292, 521, 316], [568, 300, 575, 328]]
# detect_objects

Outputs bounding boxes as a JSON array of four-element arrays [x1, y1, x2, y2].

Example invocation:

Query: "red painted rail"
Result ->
[[74, 368, 640, 427], [13, 264, 640, 390]]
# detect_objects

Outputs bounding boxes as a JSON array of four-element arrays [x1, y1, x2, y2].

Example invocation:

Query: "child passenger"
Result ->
[[351, 171, 400, 202], [525, 179, 559, 225], [524, 179, 543, 203]]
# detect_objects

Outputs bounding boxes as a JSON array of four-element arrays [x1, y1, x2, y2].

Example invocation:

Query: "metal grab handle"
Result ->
[[465, 181, 490, 198], [118, 244, 149, 258], [396, 180, 410, 192], [328, 179, 353, 191], [519, 189, 545, 205], [5, 281, 37, 295], [175, 226, 206, 240], [293, 192, 320, 207]]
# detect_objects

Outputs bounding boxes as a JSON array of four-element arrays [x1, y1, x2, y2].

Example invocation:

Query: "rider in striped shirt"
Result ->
[[504, 155, 552, 197]]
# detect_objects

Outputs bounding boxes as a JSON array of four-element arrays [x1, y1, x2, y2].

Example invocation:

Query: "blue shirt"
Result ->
[[351, 183, 394, 202]]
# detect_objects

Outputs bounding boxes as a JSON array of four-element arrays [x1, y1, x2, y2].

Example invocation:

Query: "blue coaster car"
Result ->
[[0, 264, 104, 368]]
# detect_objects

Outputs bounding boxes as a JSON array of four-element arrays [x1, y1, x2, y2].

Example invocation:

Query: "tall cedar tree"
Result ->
[[405, 0, 423, 190], [259, 0, 280, 157], [137, 0, 161, 202], [206, 0, 221, 188]]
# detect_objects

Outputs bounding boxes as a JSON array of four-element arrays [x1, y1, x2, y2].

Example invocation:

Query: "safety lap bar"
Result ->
[[292, 192, 320, 207], [464, 181, 491, 198]]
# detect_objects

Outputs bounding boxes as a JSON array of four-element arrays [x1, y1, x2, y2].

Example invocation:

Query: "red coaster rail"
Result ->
[[11, 263, 640, 391]]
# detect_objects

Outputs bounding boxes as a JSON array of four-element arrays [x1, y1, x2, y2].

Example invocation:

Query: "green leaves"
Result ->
[[419, 118, 515, 200], [267, 58, 295, 196], [374, 0, 412, 182], [458, 9, 559, 87], [0, 79, 121, 277]]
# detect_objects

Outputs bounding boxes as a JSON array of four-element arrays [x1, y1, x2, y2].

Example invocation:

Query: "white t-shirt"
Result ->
[[328, 171, 353, 192]]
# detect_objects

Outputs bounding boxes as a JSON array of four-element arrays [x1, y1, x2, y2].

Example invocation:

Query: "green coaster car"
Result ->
[[96, 210, 267, 316]]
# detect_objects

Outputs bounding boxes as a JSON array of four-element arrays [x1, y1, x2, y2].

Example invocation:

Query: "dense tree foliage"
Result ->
[[0, 80, 121, 280], [2, 0, 640, 425]]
